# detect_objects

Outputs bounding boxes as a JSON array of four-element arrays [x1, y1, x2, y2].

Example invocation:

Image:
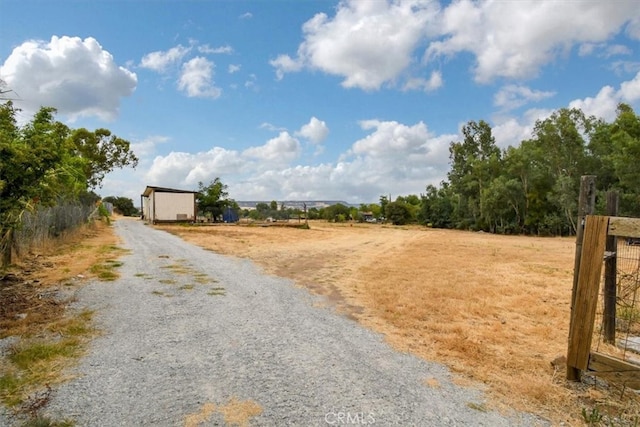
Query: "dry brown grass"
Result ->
[[0, 218, 121, 413], [158, 220, 636, 425]]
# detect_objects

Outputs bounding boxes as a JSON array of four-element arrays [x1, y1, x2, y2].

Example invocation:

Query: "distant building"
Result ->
[[141, 186, 197, 224]]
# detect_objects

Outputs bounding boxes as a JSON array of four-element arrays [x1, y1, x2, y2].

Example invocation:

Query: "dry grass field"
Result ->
[[157, 220, 640, 425]]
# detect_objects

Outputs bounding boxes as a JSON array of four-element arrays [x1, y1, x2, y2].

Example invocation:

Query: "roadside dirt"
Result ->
[[158, 220, 639, 424], [1, 221, 119, 340]]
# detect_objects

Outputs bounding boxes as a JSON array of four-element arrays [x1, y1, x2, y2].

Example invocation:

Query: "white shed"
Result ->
[[141, 186, 197, 224]]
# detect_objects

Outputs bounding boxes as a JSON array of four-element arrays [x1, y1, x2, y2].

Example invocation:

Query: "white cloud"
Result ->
[[494, 85, 555, 111], [140, 45, 191, 72], [569, 85, 620, 122], [228, 64, 241, 74], [295, 117, 329, 144], [579, 42, 632, 58], [146, 147, 245, 188], [272, 0, 439, 90], [270, 54, 304, 80], [427, 0, 638, 83], [140, 119, 455, 203], [259, 122, 287, 132], [0, 35, 137, 121], [627, 16, 640, 39], [611, 61, 640, 75], [198, 44, 233, 54], [620, 71, 640, 103], [130, 135, 170, 158], [242, 131, 301, 166], [403, 71, 443, 92], [239, 12, 253, 20], [178, 57, 221, 98]]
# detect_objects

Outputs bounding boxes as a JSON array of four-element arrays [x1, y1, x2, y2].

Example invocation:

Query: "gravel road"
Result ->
[[36, 219, 545, 426]]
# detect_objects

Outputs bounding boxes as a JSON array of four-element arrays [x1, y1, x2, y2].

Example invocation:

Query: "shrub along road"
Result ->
[[44, 219, 545, 426]]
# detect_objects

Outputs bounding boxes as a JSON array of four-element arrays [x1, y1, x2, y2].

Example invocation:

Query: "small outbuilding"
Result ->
[[141, 186, 197, 224]]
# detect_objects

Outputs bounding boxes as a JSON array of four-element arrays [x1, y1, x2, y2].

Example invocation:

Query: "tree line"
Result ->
[[0, 101, 138, 266], [287, 103, 639, 234], [420, 104, 640, 235]]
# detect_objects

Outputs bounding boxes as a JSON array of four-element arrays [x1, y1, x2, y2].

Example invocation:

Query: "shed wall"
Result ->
[[153, 192, 195, 221]]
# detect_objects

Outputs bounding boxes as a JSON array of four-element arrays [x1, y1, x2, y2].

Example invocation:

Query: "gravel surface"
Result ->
[[30, 219, 548, 426]]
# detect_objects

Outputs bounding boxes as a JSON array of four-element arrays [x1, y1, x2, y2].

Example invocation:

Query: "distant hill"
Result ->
[[236, 201, 353, 210]]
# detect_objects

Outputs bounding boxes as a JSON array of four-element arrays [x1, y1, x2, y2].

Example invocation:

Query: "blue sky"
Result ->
[[2, 0, 640, 204]]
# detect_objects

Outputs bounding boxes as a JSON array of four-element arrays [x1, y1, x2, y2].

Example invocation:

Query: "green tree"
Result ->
[[196, 178, 232, 222], [322, 203, 351, 222], [447, 120, 501, 230], [103, 196, 138, 216], [385, 201, 412, 225], [68, 128, 138, 188], [1, 104, 137, 266], [419, 183, 454, 228]]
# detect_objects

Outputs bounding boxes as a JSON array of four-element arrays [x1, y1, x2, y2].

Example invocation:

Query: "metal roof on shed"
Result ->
[[142, 186, 199, 197]]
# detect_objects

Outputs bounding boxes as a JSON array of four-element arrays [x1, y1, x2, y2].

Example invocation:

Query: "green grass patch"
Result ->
[[207, 287, 226, 296], [0, 373, 22, 407], [159, 279, 176, 285], [160, 264, 192, 274], [20, 416, 75, 427], [179, 284, 195, 291], [46, 310, 94, 337], [90, 261, 121, 282], [104, 260, 123, 268], [97, 244, 127, 254], [9, 340, 79, 371], [0, 338, 85, 408]]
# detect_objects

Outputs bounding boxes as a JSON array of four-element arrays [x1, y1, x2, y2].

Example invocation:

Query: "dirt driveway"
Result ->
[[43, 218, 543, 426]]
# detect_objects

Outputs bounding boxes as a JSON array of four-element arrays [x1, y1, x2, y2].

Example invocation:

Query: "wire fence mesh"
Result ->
[[593, 238, 640, 365], [12, 202, 95, 256]]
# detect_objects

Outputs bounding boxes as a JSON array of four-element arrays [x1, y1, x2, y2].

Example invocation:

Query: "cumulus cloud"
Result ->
[[620, 71, 640, 103], [426, 0, 638, 83], [239, 12, 253, 20], [494, 85, 555, 111], [140, 45, 191, 72], [242, 131, 301, 166], [130, 135, 170, 158], [271, 0, 439, 90], [272, 0, 637, 90], [295, 117, 329, 144], [0, 35, 136, 121], [228, 64, 241, 74], [178, 57, 221, 98], [141, 118, 456, 203], [146, 147, 245, 188]]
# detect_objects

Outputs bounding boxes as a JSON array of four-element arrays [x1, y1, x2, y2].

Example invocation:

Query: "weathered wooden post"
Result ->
[[567, 215, 609, 380], [603, 191, 619, 344], [567, 175, 597, 381]]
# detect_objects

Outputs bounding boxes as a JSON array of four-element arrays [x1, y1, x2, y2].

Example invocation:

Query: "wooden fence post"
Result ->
[[567, 215, 609, 378], [604, 191, 619, 344], [567, 176, 597, 381]]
